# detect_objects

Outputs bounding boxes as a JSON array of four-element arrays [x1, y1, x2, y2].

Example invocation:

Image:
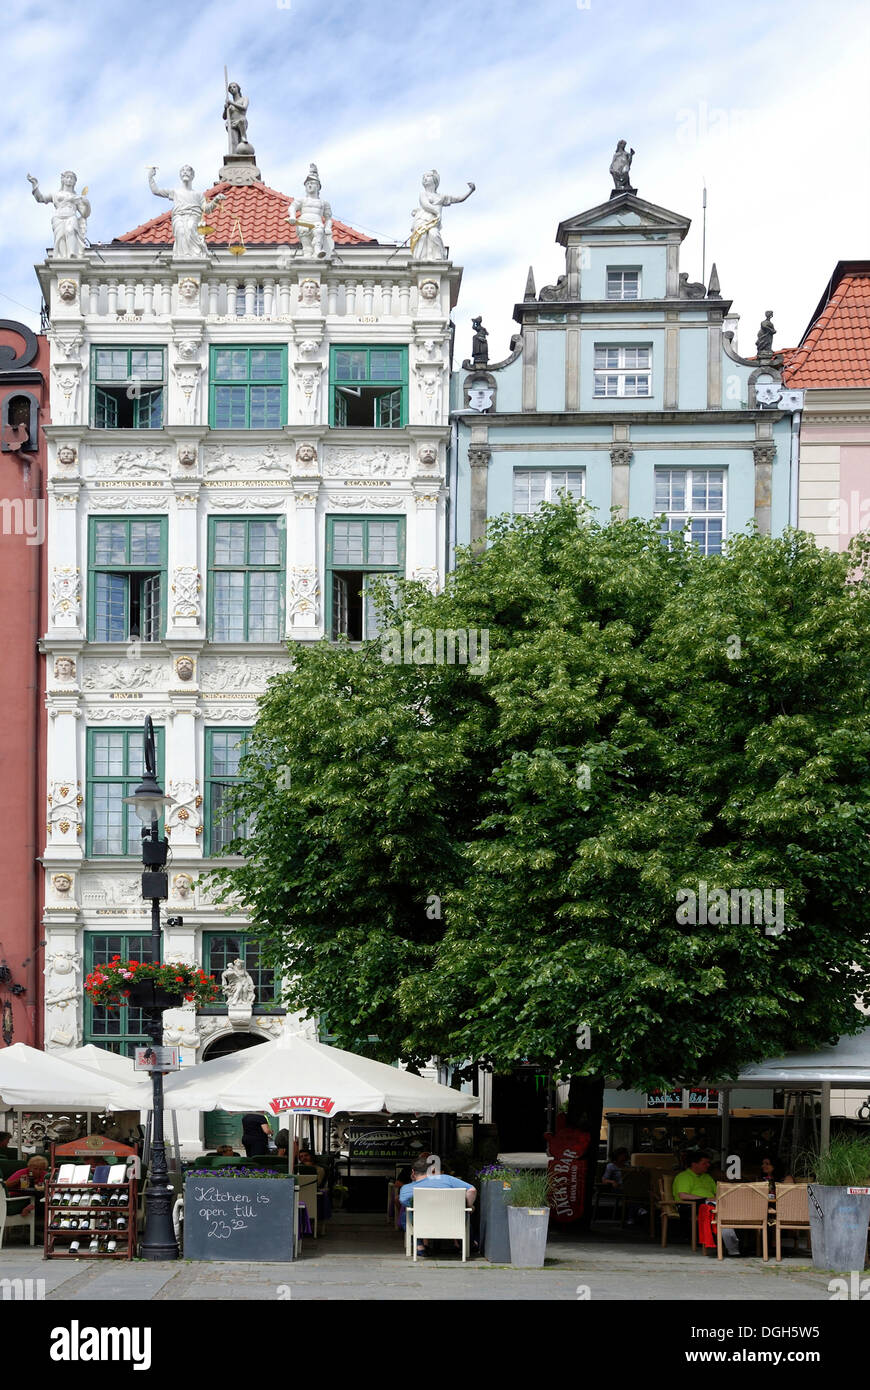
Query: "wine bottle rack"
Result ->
[[43, 1170, 138, 1260]]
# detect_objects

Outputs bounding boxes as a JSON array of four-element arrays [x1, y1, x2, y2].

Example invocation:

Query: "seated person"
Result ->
[[399, 1157, 476, 1251], [601, 1147, 630, 1187], [6, 1154, 49, 1213], [0, 1130, 14, 1154], [210, 1145, 239, 1157], [296, 1149, 326, 1184], [672, 1151, 740, 1255]]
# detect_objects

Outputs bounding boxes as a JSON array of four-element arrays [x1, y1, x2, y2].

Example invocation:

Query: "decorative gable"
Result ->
[[556, 194, 690, 245]]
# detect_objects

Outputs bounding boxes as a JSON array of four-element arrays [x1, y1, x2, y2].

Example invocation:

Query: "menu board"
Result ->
[[183, 1174, 295, 1262]]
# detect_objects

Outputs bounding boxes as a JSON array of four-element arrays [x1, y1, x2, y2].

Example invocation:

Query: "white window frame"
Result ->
[[606, 268, 641, 301], [655, 467, 726, 556], [513, 468, 586, 515], [593, 345, 651, 397]]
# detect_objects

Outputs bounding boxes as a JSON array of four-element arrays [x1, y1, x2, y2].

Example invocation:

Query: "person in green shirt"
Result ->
[[672, 1152, 739, 1255]]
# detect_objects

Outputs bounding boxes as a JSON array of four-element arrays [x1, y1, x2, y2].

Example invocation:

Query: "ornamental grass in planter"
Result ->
[[506, 1169, 552, 1268], [477, 1164, 519, 1263], [804, 1136, 870, 1271]]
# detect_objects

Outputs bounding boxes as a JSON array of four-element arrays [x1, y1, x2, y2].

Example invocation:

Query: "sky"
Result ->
[[2, 0, 868, 359]]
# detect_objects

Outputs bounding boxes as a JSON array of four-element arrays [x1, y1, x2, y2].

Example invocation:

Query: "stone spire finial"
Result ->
[[707, 263, 721, 297], [524, 266, 536, 300]]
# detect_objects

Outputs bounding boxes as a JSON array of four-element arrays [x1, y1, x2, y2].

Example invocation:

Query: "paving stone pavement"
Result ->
[[0, 1223, 840, 1300]]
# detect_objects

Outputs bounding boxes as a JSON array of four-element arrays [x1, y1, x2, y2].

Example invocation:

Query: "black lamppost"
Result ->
[[123, 714, 177, 1261]]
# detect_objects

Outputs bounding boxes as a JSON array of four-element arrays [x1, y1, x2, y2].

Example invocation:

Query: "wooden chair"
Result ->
[[774, 1183, 810, 1262], [655, 1173, 698, 1251], [0, 1183, 36, 1247], [714, 1182, 769, 1261]]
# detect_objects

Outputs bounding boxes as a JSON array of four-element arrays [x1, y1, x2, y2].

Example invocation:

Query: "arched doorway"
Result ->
[[201, 1031, 268, 1152]]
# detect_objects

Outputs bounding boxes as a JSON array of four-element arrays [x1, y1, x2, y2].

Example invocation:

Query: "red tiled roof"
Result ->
[[784, 264, 870, 388], [114, 179, 376, 249]]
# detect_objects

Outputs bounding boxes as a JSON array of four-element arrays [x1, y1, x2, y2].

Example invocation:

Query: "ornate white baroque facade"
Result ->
[[35, 134, 461, 1146]]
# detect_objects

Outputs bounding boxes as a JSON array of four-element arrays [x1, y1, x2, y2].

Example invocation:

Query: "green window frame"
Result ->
[[207, 515, 284, 642], [204, 727, 251, 854], [209, 345, 287, 429], [87, 516, 167, 643], [326, 515, 405, 639], [91, 346, 165, 429], [201, 931, 278, 1007], [84, 932, 157, 1056], [329, 345, 408, 428], [86, 727, 165, 857]]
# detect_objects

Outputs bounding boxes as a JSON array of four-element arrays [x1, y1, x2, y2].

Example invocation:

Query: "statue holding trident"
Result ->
[[147, 166, 225, 259]]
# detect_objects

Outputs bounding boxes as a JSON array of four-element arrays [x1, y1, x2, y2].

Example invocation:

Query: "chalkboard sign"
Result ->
[[183, 1174, 296, 1262]]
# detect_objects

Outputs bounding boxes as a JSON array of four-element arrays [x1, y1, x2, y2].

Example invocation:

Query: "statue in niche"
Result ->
[[410, 170, 475, 260], [679, 272, 706, 299], [288, 165, 334, 260], [148, 166, 225, 259], [470, 316, 489, 366], [609, 140, 636, 196], [223, 82, 254, 155], [27, 171, 91, 258], [221, 958, 255, 1008], [756, 310, 776, 358]]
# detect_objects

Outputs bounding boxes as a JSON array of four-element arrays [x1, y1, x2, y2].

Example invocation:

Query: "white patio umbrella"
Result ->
[[161, 1031, 478, 1117], [65, 1044, 138, 1082], [0, 1043, 150, 1111]]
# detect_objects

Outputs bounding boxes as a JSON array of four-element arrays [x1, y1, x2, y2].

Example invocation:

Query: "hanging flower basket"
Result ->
[[84, 959, 219, 1011]]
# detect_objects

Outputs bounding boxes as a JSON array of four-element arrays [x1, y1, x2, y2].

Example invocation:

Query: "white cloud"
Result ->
[[2, 0, 867, 365]]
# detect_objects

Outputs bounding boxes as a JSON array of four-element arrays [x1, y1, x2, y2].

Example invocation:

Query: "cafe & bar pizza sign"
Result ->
[[268, 1095, 336, 1116]]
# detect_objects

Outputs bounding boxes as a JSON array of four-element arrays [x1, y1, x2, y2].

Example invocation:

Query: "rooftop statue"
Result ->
[[223, 81, 255, 156], [410, 170, 475, 260], [471, 316, 489, 367], [27, 171, 91, 258], [609, 140, 636, 197], [756, 310, 776, 358], [147, 166, 225, 259], [288, 164, 334, 260]]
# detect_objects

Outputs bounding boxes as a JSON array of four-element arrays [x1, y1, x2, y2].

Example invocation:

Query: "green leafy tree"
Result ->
[[211, 506, 870, 1087]]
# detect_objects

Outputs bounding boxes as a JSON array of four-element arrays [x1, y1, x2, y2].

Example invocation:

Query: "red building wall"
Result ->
[[0, 320, 48, 1049]]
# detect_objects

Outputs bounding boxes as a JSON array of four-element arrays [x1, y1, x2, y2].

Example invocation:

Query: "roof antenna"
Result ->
[[701, 178, 707, 287]]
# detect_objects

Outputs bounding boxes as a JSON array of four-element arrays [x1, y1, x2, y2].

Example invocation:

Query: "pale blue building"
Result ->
[[450, 175, 797, 556]]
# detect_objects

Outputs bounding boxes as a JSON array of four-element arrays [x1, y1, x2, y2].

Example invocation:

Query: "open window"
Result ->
[[330, 346, 407, 428], [92, 347, 165, 429], [327, 516, 404, 639], [88, 517, 165, 641]]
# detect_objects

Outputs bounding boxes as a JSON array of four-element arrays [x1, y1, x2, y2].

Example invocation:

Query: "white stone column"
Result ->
[[410, 489, 441, 585], [167, 489, 203, 639], [288, 484, 321, 638]]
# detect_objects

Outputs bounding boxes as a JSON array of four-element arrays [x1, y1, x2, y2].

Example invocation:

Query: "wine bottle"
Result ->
[[107, 1238, 117, 1252], [69, 1240, 80, 1253], [88, 1238, 98, 1252]]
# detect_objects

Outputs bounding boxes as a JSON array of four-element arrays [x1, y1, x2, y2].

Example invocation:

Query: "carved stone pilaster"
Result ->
[[469, 445, 491, 552], [610, 446, 633, 519], [753, 444, 776, 535]]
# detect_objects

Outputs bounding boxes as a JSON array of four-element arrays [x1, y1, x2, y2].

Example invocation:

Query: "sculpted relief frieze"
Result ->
[[87, 448, 172, 479], [322, 446, 409, 479], [199, 657, 289, 691], [203, 444, 286, 476], [82, 658, 166, 691]]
